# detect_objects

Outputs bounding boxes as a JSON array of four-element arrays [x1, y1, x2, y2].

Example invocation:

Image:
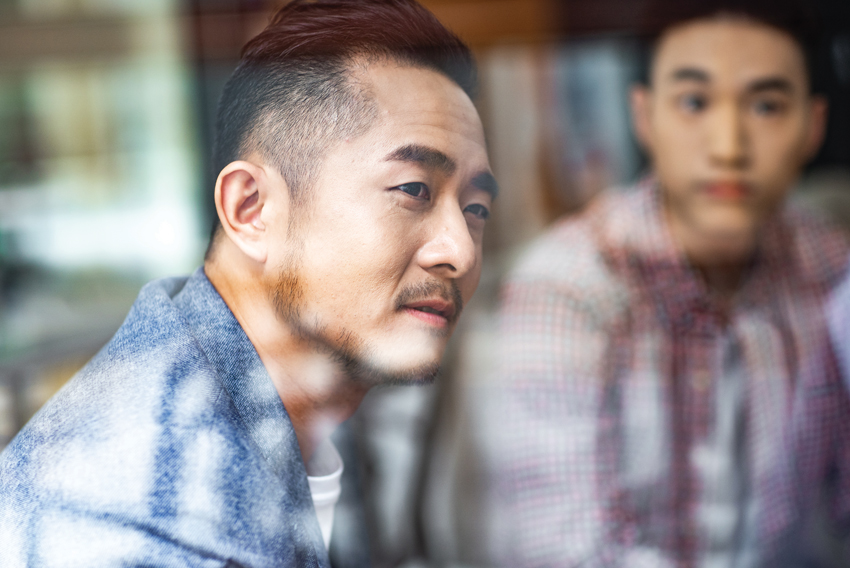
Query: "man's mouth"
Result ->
[[402, 300, 456, 329], [416, 306, 443, 316], [702, 181, 752, 200], [395, 281, 463, 329]]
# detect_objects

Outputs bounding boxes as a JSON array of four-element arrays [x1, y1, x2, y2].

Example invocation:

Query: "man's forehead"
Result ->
[[317, 61, 490, 187], [364, 62, 476, 115], [351, 61, 488, 162], [651, 17, 808, 89]]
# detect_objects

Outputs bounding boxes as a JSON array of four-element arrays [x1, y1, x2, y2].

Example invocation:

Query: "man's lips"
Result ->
[[402, 299, 456, 327], [701, 181, 751, 200], [395, 280, 464, 329]]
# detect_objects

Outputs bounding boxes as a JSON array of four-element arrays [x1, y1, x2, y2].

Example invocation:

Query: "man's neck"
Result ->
[[663, 208, 757, 305], [694, 264, 747, 312], [205, 253, 369, 464]]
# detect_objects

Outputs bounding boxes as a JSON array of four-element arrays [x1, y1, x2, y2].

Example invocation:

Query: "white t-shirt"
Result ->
[[693, 331, 755, 568], [305, 439, 344, 549]]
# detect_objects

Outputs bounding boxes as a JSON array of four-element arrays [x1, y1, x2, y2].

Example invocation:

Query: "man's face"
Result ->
[[266, 62, 495, 384], [633, 18, 825, 257]]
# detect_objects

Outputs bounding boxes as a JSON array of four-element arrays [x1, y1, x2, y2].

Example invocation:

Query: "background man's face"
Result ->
[[634, 18, 824, 254], [267, 62, 494, 384]]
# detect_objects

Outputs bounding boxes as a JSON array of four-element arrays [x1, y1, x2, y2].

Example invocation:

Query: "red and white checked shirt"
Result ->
[[486, 182, 850, 567]]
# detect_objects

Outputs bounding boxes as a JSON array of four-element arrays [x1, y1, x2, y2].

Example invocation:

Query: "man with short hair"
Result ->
[[0, 1, 496, 565], [487, 1, 850, 566]]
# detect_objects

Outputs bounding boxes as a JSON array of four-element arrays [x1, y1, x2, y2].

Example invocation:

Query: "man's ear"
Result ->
[[215, 160, 276, 264], [803, 95, 828, 161], [630, 84, 654, 153]]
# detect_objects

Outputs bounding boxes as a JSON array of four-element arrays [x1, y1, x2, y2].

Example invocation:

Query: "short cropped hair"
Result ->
[[637, 0, 821, 90], [207, 0, 476, 255]]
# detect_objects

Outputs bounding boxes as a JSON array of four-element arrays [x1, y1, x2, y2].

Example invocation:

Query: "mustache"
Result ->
[[394, 280, 464, 324]]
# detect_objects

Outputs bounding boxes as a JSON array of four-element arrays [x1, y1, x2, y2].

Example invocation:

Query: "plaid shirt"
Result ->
[[0, 269, 329, 568], [487, 182, 850, 567], [829, 269, 850, 390]]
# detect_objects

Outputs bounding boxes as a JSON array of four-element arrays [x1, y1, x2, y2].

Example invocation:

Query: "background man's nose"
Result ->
[[708, 102, 750, 169]]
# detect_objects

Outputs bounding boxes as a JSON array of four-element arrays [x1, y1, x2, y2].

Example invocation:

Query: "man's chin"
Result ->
[[337, 352, 441, 387], [282, 307, 445, 387], [326, 330, 447, 386], [695, 211, 761, 242]]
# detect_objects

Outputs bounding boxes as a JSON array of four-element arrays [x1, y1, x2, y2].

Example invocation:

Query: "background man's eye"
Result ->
[[464, 203, 490, 220], [753, 99, 783, 116], [679, 94, 707, 113], [395, 182, 430, 199]]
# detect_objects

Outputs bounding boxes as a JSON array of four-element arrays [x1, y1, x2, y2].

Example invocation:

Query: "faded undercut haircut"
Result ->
[[206, 0, 477, 258]]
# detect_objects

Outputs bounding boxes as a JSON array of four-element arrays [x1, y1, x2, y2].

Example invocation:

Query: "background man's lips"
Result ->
[[702, 181, 751, 199]]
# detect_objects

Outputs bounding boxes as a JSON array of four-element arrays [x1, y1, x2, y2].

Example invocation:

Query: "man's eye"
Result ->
[[752, 98, 785, 116], [678, 93, 708, 113], [394, 182, 430, 200], [464, 203, 490, 220]]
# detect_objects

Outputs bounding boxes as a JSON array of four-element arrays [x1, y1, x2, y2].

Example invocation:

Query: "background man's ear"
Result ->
[[630, 84, 654, 154], [215, 160, 273, 263], [803, 96, 828, 162]]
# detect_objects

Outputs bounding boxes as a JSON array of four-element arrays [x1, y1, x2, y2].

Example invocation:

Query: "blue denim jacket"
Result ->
[[0, 269, 329, 568]]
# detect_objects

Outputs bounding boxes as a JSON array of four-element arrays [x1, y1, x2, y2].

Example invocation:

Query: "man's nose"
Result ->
[[417, 205, 477, 278], [708, 102, 750, 169]]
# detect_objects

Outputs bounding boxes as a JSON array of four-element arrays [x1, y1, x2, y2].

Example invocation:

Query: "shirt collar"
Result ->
[[597, 180, 707, 329], [596, 179, 798, 330]]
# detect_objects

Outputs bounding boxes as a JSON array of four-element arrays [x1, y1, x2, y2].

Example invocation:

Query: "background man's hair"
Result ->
[[636, 0, 821, 90], [207, 0, 476, 256]]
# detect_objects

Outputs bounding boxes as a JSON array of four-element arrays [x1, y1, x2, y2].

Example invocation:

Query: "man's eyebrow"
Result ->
[[384, 144, 456, 175], [384, 143, 497, 198], [471, 171, 499, 199], [669, 67, 710, 83], [748, 77, 794, 94]]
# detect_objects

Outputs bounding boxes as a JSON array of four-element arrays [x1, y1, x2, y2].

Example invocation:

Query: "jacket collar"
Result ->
[[172, 268, 308, 488]]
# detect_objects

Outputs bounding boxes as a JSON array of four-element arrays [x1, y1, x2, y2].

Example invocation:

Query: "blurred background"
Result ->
[[1, 0, 850, 566]]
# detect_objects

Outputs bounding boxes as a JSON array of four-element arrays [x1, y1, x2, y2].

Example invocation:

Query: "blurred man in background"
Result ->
[[0, 0, 496, 566], [487, 0, 850, 565]]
